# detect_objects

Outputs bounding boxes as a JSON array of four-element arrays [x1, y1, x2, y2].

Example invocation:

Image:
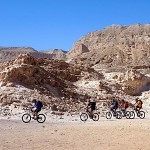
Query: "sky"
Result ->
[[0, 0, 150, 51]]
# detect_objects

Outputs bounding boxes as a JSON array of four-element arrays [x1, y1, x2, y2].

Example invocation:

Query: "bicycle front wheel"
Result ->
[[80, 113, 88, 121], [92, 113, 99, 121], [37, 114, 46, 123], [22, 113, 31, 123], [138, 111, 145, 119]]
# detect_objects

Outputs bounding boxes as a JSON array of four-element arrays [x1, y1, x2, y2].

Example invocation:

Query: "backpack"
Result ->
[[90, 101, 96, 110], [38, 101, 43, 108], [139, 100, 143, 105]]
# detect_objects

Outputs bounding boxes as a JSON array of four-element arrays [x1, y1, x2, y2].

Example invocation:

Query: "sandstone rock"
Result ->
[[120, 69, 150, 95], [0, 54, 104, 112], [13, 54, 38, 65], [67, 24, 150, 68]]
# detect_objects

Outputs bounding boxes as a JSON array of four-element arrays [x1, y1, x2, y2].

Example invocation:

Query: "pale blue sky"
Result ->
[[0, 0, 150, 51]]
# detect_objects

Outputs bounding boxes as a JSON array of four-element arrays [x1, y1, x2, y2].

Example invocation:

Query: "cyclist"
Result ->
[[87, 99, 96, 118], [32, 99, 43, 119], [134, 98, 143, 111], [110, 97, 118, 115], [120, 99, 129, 110], [119, 99, 129, 116]]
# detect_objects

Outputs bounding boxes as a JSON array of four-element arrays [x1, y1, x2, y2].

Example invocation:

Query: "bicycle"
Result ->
[[80, 108, 99, 121], [22, 108, 46, 123], [129, 107, 145, 119], [106, 109, 122, 119]]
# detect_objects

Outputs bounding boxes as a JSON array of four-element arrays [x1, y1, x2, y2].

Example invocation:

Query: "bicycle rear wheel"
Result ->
[[106, 112, 112, 119], [37, 114, 46, 123], [80, 113, 88, 121], [92, 113, 99, 121], [22, 113, 31, 123]]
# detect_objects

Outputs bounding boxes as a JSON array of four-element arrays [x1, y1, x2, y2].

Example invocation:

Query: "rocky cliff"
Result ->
[[67, 24, 150, 68]]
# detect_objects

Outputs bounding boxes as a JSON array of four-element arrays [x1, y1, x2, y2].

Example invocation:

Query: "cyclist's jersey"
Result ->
[[120, 101, 128, 108], [88, 102, 96, 110], [112, 101, 118, 108]]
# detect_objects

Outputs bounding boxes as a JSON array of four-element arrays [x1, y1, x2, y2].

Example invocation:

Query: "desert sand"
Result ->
[[1, 117, 150, 150]]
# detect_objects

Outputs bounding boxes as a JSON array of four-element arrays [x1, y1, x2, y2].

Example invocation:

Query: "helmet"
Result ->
[[112, 97, 115, 100], [90, 98, 94, 102], [32, 99, 36, 103]]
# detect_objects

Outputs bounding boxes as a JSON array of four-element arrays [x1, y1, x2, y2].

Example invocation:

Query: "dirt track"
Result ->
[[1, 118, 150, 150]]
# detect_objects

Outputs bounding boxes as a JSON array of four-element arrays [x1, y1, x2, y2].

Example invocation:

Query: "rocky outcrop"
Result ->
[[67, 24, 150, 68], [13, 54, 38, 65], [118, 69, 150, 95], [0, 54, 149, 114], [0, 54, 103, 99]]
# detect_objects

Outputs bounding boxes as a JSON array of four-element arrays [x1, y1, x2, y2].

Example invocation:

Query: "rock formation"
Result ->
[[40, 49, 67, 60], [0, 54, 104, 112], [67, 24, 150, 68], [119, 69, 150, 95]]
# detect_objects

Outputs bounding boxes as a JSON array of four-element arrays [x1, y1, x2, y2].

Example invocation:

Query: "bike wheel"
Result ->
[[138, 111, 145, 119], [37, 114, 46, 123], [80, 113, 88, 121], [92, 113, 99, 121], [125, 111, 131, 119], [22, 113, 31, 123], [116, 111, 122, 119], [106, 112, 112, 119], [129, 111, 135, 119]]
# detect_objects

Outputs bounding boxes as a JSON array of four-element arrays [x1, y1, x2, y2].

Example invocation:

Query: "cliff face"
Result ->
[[67, 24, 150, 67]]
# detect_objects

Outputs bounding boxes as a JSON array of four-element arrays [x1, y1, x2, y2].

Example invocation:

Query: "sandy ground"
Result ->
[[1, 117, 150, 150]]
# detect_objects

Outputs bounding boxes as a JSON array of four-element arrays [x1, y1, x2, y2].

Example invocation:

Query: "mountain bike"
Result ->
[[80, 108, 99, 121], [22, 108, 46, 123], [117, 108, 131, 119], [106, 109, 122, 119]]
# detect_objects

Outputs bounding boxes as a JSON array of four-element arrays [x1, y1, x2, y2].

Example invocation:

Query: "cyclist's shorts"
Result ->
[[111, 106, 118, 110], [35, 108, 41, 113], [136, 106, 142, 109]]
